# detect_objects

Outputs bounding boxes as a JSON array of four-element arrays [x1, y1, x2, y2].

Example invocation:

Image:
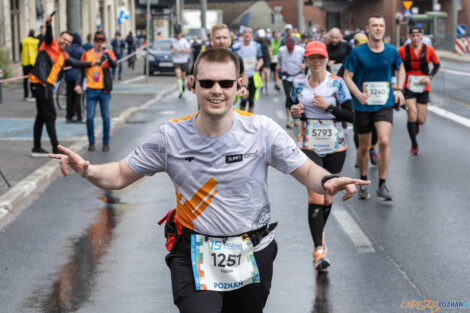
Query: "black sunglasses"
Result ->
[[198, 79, 236, 89]]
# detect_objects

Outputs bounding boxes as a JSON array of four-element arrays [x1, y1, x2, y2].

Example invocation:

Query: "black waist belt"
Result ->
[[182, 222, 278, 247]]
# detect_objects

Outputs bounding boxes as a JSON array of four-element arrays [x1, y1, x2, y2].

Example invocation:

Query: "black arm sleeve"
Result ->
[[65, 57, 92, 69], [329, 99, 354, 123], [45, 22, 53, 45], [103, 53, 118, 68], [430, 62, 440, 77]]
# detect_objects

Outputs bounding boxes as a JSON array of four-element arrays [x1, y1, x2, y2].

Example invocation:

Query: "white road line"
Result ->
[[276, 110, 285, 120], [160, 110, 176, 115], [428, 104, 470, 128], [273, 97, 280, 103], [332, 209, 375, 253], [121, 75, 145, 84]]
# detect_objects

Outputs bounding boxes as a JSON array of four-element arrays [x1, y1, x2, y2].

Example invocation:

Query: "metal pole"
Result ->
[[67, 0, 81, 33], [452, 0, 458, 52], [396, 23, 400, 48], [176, 0, 180, 27], [146, 0, 150, 83], [0, 169, 11, 188], [297, 0, 304, 33], [201, 0, 206, 31]]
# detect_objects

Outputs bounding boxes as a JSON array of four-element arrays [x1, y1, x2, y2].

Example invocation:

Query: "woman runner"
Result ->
[[291, 41, 354, 271]]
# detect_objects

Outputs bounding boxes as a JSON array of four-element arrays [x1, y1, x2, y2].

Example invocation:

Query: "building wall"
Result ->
[[267, 0, 326, 32], [231, 1, 285, 31], [0, 0, 136, 77]]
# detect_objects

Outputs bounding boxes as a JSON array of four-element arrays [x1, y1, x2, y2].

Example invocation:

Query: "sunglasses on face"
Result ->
[[198, 79, 236, 89]]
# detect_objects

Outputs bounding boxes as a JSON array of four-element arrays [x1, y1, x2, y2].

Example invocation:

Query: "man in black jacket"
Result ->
[[29, 14, 96, 157], [76, 31, 117, 152]]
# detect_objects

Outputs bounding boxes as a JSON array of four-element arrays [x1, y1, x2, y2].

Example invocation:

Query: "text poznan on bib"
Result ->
[[191, 234, 260, 291]]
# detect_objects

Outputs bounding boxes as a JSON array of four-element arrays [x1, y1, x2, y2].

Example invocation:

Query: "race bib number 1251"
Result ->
[[191, 234, 260, 291]]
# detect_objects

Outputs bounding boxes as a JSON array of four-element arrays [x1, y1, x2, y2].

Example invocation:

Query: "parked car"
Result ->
[[144, 39, 174, 75]]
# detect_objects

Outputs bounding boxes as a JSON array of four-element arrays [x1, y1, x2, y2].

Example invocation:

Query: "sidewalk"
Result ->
[[0, 58, 176, 221], [436, 50, 470, 62]]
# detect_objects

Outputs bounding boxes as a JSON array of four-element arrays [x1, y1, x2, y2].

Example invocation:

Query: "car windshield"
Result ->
[[153, 40, 171, 51]]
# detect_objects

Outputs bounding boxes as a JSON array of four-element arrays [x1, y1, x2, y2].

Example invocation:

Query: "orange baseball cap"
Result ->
[[304, 41, 328, 58]]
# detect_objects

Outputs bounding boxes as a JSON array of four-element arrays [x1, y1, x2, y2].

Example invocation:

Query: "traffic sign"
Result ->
[[404, 9, 412, 18], [402, 1, 413, 10], [457, 24, 468, 36]]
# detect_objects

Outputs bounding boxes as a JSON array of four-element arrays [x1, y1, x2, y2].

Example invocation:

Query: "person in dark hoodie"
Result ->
[[65, 33, 85, 123], [76, 31, 117, 152]]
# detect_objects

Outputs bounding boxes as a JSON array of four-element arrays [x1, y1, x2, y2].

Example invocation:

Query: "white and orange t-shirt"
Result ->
[[126, 110, 307, 251]]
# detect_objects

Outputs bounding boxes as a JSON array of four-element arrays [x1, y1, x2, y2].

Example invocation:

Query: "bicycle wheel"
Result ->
[[55, 79, 67, 110]]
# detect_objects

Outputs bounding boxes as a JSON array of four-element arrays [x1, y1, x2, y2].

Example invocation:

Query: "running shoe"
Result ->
[[31, 148, 49, 157], [274, 85, 281, 91], [313, 247, 330, 271], [358, 185, 370, 200], [410, 144, 419, 155], [286, 119, 294, 129], [369, 148, 377, 165], [376, 183, 392, 201]]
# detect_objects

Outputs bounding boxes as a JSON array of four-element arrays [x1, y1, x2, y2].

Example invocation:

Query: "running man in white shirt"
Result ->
[[49, 48, 368, 313], [277, 38, 305, 128], [171, 30, 192, 98], [232, 27, 264, 113]]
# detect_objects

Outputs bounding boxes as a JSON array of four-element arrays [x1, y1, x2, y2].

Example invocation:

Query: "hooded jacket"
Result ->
[[65, 33, 85, 84]]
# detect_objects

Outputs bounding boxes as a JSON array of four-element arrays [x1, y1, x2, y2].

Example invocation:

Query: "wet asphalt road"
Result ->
[[1, 81, 470, 313]]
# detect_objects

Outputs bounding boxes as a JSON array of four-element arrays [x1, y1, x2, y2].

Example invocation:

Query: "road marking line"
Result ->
[[273, 97, 280, 103], [428, 104, 470, 128], [332, 209, 375, 253], [160, 110, 176, 115], [121, 75, 145, 84], [276, 110, 285, 120]]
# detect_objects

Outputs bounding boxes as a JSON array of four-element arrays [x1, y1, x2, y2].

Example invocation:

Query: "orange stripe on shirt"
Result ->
[[175, 177, 218, 230]]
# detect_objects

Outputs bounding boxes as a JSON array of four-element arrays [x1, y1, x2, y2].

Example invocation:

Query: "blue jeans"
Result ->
[[112, 54, 123, 78], [86, 89, 111, 144]]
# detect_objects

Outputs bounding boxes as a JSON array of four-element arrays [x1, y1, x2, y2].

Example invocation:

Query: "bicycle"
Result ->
[[54, 77, 86, 118], [54, 77, 67, 110]]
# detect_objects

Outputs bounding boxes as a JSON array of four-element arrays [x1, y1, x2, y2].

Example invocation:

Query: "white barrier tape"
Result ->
[[440, 67, 470, 77], [0, 45, 146, 83]]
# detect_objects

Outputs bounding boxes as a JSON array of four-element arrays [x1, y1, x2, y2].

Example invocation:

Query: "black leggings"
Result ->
[[240, 77, 256, 110], [166, 240, 278, 313]]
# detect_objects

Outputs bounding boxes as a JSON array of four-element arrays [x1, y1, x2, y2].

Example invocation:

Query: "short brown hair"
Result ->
[[367, 13, 385, 26], [193, 48, 240, 78], [211, 23, 229, 34]]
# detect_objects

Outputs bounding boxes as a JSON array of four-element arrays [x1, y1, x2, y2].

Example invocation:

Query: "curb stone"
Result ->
[[0, 84, 177, 221]]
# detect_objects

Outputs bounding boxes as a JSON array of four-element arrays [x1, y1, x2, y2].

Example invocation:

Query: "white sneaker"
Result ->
[[286, 119, 294, 129]]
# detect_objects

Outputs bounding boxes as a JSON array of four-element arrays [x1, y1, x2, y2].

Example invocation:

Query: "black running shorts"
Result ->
[[404, 89, 430, 105], [165, 236, 278, 313], [302, 149, 346, 174], [354, 107, 393, 134], [173, 62, 188, 73]]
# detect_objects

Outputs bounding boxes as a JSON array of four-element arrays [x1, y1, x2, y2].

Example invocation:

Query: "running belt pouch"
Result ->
[[158, 208, 183, 252]]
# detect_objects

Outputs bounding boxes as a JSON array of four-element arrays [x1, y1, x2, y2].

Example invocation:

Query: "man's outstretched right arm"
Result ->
[[49, 145, 144, 190]]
